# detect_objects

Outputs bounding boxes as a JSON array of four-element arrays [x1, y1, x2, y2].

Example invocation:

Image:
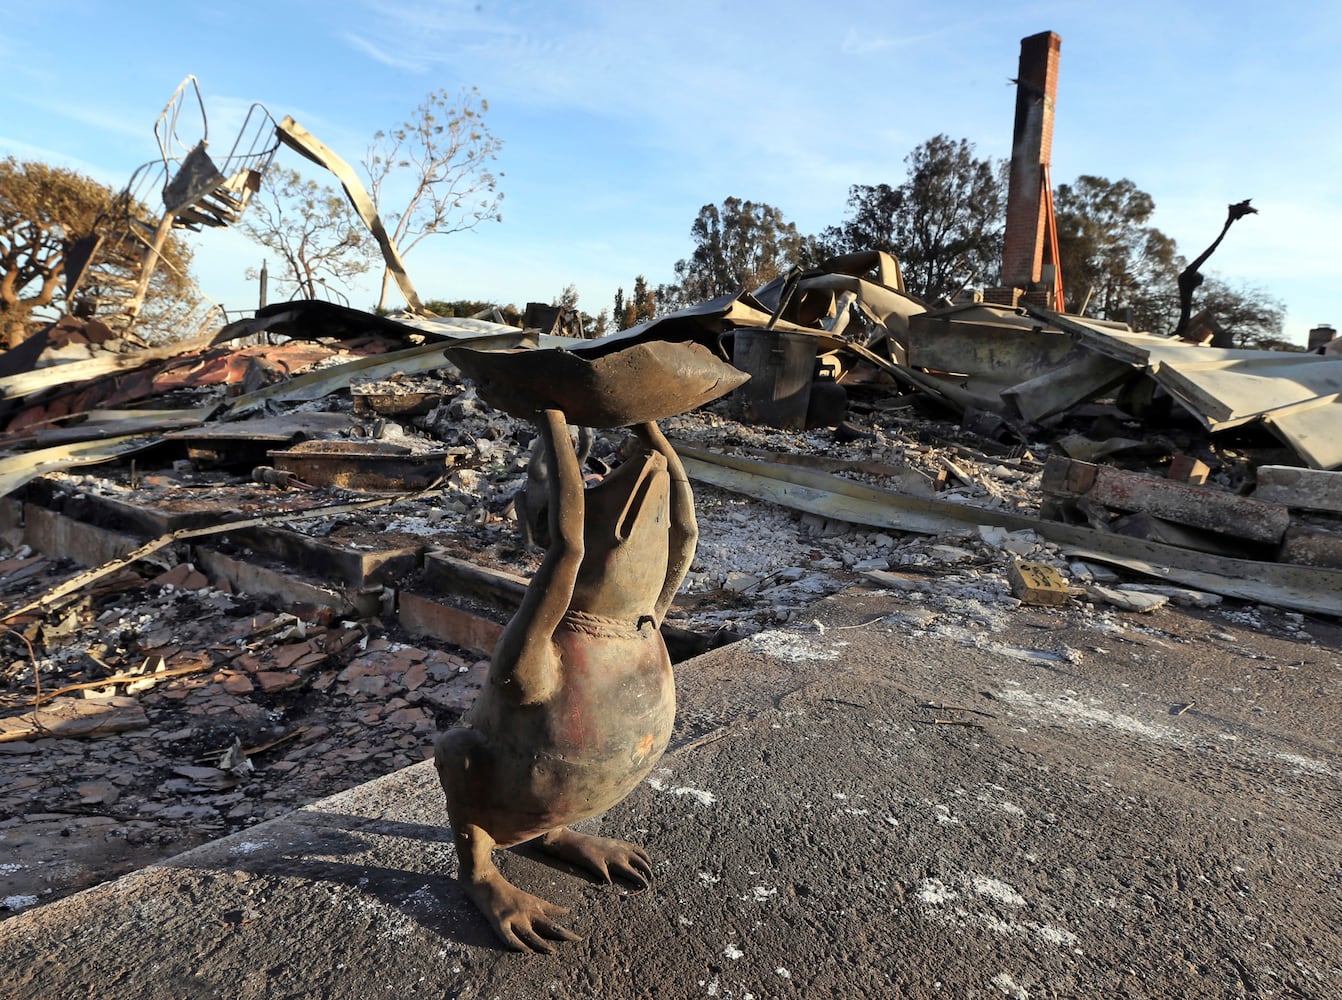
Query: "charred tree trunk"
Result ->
[[1172, 199, 1256, 340]]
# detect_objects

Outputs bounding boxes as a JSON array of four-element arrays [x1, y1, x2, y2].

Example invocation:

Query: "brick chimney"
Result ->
[[986, 31, 1062, 309]]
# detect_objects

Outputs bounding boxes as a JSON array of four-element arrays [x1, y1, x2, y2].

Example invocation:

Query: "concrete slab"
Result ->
[[1256, 465, 1342, 514], [3, 589, 1340, 999]]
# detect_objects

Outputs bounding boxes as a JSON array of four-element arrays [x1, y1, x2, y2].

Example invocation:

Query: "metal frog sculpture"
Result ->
[[435, 340, 747, 952]]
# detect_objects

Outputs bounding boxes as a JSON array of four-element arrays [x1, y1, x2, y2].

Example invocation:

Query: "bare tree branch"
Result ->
[[362, 87, 504, 312], [240, 168, 374, 303]]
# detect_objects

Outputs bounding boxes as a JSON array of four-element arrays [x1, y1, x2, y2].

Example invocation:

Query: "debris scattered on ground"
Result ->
[[3, 266, 1341, 918]]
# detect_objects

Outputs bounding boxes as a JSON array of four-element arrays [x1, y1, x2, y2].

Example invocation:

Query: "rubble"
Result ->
[[1041, 455, 1291, 543], [3, 268, 1342, 919]]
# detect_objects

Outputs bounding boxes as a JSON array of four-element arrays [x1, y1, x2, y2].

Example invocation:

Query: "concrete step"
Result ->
[[4, 588, 1340, 999]]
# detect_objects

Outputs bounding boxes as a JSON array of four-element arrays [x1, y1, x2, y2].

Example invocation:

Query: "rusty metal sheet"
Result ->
[[0, 329, 222, 403], [0, 342, 335, 437], [445, 340, 749, 427], [167, 411, 357, 469], [227, 329, 533, 417], [352, 389, 442, 417], [268, 440, 452, 491]]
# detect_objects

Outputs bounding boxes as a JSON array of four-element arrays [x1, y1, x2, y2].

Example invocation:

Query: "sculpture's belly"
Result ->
[[542, 624, 674, 807], [474, 622, 675, 843]]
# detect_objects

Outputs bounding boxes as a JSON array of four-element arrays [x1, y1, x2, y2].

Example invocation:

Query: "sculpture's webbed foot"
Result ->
[[538, 827, 654, 890], [463, 870, 582, 953]]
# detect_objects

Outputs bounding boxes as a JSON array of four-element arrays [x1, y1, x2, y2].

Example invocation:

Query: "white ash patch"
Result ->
[[972, 876, 1026, 907], [1270, 752, 1332, 776], [976, 785, 1028, 817], [995, 689, 1173, 743], [931, 803, 961, 825], [1033, 923, 1079, 947], [338, 895, 420, 940], [687, 488, 814, 587], [646, 774, 717, 806], [746, 630, 843, 662], [917, 878, 959, 904], [915, 870, 1080, 954], [991, 971, 1030, 998]]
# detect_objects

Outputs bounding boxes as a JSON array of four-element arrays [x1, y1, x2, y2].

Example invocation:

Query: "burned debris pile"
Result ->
[[1, 260, 1340, 914]]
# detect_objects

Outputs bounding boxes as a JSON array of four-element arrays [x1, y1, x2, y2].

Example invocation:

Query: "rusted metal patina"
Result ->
[[351, 388, 443, 418], [444, 339, 749, 428], [268, 440, 452, 492], [434, 342, 744, 951]]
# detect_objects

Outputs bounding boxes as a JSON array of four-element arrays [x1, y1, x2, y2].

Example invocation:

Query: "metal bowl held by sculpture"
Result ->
[[444, 340, 749, 428]]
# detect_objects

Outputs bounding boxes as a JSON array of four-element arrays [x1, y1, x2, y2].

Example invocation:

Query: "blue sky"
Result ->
[[3, 1, 1339, 344]]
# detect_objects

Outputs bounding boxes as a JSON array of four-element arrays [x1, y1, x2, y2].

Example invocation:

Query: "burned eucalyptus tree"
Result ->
[[240, 168, 373, 302]]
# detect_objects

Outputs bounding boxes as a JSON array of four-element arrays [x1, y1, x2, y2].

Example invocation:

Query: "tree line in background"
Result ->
[[1, 90, 1289, 350], [601, 135, 1287, 349]]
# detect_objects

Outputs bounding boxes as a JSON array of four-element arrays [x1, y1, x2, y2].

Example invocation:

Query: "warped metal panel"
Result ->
[[1150, 354, 1342, 425], [0, 434, 170, 498], [1262, 393, 1342, 470], [1025, 306, 1342, 466]]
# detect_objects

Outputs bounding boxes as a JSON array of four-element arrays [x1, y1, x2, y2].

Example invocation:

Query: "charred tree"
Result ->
[[1172, 199, 1257, 340]]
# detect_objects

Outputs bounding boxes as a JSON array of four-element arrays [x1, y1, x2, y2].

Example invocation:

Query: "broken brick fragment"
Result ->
[[255, 671, 304, 694]]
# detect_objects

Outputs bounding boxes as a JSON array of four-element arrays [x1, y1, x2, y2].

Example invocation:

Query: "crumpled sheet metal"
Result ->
[[445, 340, 749, 427], [591, 252, 924, 365], [1261, 393, 1342, 470], [215, 299, 530, 347], [1025, 305, 1342, 469], [902, 303, 1135, 421], [750, 250, 926, 363]]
